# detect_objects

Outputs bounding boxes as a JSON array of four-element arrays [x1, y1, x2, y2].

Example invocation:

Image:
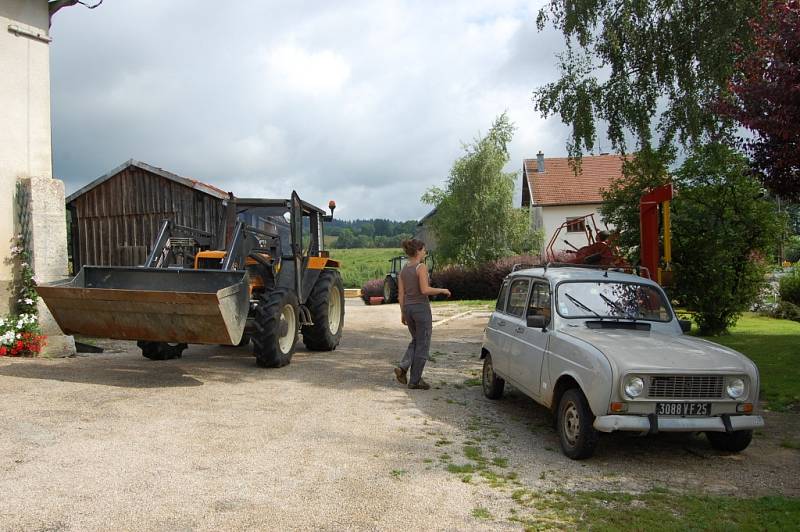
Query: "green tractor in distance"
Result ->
[[382, 254, 435, 304]]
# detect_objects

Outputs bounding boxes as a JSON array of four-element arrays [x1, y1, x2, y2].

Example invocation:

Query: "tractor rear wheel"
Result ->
[[138, 341, 187, 360], [252, 288, 299, 368], [302, 270, 345, 351], [383, 276, 398, 303]]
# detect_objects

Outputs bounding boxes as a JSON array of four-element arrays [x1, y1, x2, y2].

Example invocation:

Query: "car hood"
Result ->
[[560, 327, 751, 373]]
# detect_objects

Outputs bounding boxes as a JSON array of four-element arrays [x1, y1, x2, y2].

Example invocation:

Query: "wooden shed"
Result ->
[[66, 159, 230, 270]]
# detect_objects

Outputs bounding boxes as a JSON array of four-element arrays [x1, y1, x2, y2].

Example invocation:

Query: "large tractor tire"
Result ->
[[302, 270, 345, 351], [252, 288, 299, 368], [383, 276, 398, 304], [138, 341, 187, 360]]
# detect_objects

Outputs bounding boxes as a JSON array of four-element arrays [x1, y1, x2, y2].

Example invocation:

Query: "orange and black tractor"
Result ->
[[37, 192, 344, 368]]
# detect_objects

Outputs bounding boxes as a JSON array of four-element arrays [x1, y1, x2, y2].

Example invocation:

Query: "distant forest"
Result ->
[[325, 219, 418, 248]]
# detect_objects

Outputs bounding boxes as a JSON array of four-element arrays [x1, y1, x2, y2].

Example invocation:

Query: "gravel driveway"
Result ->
[[1, 300, 797, 530]]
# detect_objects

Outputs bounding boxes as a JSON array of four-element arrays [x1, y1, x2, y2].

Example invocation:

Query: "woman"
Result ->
[[394, 239, 450, 389]]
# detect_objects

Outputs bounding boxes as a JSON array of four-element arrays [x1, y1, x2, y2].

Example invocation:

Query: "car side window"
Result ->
[[527, 282, 552, 325], [495, 281, 509, 311], [506, 279, 530, 317]]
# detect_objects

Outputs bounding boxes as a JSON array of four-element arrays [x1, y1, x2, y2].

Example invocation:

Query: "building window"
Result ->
[[566, 217, 586, 233]]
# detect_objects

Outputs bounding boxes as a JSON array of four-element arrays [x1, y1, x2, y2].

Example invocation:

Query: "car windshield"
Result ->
[[556, 281, 671, 322]]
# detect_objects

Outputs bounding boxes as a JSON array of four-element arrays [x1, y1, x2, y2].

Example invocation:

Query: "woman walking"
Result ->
[[394, 239, 450, 390]]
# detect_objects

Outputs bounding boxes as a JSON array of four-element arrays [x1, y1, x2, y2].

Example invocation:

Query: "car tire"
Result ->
[[557, 388, 599, 460], [482, 354, 505, 399], [706, 430, 753, 452], [302, 270, 345, 351]]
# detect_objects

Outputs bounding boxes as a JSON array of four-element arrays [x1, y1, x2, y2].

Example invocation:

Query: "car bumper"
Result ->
[[593, 414, 764, 433]]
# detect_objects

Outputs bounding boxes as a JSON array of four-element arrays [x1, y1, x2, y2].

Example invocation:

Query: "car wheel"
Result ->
[[557, 388, 599, 460], [706, 430, 753, 452], [482, 354, 505, 399]]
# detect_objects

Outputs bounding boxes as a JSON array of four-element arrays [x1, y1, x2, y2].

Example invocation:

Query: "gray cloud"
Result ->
[[50, 0, 570, 220]]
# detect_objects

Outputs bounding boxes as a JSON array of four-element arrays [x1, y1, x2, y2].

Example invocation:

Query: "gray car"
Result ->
[[480, 265, 764, 459]]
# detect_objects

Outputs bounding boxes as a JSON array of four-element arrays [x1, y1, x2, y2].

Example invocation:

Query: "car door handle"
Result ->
[[515, 326, 526, 334], [498, 320, 507, 326]]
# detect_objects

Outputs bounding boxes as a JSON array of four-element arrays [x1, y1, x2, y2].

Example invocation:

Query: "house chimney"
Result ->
[[536, 151, 545, 172]]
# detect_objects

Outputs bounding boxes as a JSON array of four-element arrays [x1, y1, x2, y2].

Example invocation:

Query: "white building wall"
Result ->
[[0, 1, 53, 312], [540, 204, 611, 252], [1, 1, 75, 355]]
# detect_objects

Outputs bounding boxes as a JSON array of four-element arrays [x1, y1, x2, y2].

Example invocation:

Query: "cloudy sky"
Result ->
[[50, 0, 575, 220]]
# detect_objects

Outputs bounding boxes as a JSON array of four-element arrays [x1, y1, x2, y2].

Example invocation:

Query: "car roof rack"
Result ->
[[530, 262, 652, 279]]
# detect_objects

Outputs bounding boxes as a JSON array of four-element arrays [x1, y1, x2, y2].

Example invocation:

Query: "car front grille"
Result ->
[[646, 375, 724, 399]]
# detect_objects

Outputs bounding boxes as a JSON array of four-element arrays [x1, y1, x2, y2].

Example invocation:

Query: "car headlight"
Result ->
[[726, 378, 745, 399], [624, 376, 644, 398]]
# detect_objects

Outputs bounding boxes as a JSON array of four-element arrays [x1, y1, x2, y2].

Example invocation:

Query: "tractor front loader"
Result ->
[[37, 192, 344, 368]]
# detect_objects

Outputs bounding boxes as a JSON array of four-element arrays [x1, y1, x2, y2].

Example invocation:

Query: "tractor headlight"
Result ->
[[624, 376, 644, 398], [726, 378, 745, 399]]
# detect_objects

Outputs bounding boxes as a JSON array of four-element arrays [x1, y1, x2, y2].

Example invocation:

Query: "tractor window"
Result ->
[[505, 279, 531, 318]]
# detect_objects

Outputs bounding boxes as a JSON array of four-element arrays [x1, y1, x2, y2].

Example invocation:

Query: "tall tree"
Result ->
[[719, 0, 800, 201], [534, 0, 757, 162], [671, 144, 781, 334], [422, 113, 540, 265]]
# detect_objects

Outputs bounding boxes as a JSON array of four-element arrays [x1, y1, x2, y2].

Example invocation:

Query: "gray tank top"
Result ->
[[400, 263, 429, 306]]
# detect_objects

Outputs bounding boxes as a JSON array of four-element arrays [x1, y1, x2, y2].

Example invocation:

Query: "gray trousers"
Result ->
[[399, 303, 432, 385]]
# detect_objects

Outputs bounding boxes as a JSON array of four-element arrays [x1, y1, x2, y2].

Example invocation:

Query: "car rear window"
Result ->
[[495, 281, 509, 311]]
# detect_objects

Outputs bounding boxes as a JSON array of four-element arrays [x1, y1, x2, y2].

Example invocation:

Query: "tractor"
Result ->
[[37, 191, 344, 368]]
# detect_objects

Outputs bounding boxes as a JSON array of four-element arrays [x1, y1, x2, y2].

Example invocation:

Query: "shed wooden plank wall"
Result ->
[[70, 167, 225, 268]]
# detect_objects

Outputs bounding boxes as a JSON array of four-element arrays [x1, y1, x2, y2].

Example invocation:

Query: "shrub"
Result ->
[[431, 255, 540, 300], [360, 278, 383, 303], [772, 301, 800, 322], [786, 235, 800, 263], [779, 267, 800, 305]]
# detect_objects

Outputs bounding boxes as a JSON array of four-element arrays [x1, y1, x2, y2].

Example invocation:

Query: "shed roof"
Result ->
[[522, 154, 627, 207], [65, 159, 230, 203]]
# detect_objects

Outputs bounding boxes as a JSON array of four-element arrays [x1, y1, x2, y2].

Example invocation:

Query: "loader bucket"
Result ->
[[37, 266, 250, 345]]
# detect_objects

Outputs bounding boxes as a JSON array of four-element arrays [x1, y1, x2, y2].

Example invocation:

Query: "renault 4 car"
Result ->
[[480, 265, 763, 459]]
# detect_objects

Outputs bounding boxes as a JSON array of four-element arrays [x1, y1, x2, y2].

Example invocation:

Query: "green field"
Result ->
[[329, 248, 402, 288], [702, 313, 800, 410]]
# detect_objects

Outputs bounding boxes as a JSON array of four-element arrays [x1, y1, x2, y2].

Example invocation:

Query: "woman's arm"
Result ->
[[398, 272, 405, 307], [417, 264, 451, 297]]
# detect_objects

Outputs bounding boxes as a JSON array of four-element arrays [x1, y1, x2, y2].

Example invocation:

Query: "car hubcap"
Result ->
[[328, 284, 342, 335], [278, 304, 296, 353], [563, 402, 580, 446]]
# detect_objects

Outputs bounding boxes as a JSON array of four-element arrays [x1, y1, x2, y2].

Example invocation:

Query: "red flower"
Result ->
[[0, 346, 6, 356]]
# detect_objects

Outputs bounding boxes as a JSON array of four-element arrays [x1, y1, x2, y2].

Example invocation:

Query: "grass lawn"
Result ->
[[328, 248, 401, 288], [510, 489, 800, 531], [701, 314, 800, 411], [432, 299, 495, 309]]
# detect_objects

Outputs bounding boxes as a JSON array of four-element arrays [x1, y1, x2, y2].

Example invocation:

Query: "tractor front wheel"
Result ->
[[302, 270, 345, 351], [252, 288, 299, 368], [138, 341, 187, 360]]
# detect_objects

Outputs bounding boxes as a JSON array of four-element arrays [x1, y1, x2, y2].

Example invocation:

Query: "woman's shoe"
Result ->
[[394, 367, 408, 384], [408, 379, 430, 390]]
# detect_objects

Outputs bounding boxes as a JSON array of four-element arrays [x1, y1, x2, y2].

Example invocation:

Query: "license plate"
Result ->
[[655, 402, 711, 417]]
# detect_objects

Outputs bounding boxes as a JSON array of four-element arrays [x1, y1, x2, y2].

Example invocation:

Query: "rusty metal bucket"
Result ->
[[37, 266, 250, 345]]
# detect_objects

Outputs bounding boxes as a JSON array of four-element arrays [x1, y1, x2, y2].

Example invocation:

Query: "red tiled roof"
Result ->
[[523, 154, 627, 206]]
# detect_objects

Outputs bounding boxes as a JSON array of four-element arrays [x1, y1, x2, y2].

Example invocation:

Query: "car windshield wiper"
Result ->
[[563, 293, 600, 317], [598, 293, 637, 320]]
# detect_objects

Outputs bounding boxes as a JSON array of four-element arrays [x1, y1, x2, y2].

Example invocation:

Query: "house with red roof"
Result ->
[[521, 152, 626, 253]]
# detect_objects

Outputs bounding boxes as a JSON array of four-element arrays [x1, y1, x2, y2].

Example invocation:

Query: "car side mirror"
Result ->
[[527, 314, 548, 329], [679, 319, 692, 333]]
